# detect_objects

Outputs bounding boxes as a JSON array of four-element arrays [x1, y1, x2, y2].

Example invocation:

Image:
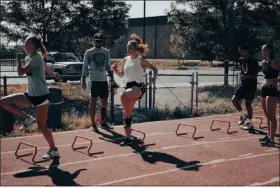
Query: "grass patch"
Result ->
[[111, 59, 222, 70]]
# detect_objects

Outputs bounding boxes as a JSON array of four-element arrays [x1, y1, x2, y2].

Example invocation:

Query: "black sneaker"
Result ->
[[120, 137, 133, 146], [89, 124, 100, 133], [259, 135, 269, 142], [100, 122, 113, 130], [261, 138, 275, 147]]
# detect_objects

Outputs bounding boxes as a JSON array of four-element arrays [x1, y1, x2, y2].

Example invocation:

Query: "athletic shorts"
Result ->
[[261, 85, 279, 98], [91, 81, 108, 99], [233, 83, 257, 101], [24, 92, 50, 106], [125, 81, 146, 99]]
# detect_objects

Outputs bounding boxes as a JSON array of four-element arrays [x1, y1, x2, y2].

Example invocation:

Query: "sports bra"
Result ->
[[262, 60, 279, 79]]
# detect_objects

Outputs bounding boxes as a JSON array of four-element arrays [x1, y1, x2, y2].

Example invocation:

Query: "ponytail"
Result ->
[[25, 34, 48, 57], [39, 40, 47, 58], [130, 33, 149, 56]]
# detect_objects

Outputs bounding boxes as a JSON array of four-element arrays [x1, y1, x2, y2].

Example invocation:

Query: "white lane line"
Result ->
[[238, 153, 253, 158], [0, 136, 260, 176], [250, 177, 279, 186], [98, 152, 278, 185], [1, 110, 263, 140], [218, 137, 231, 140], [265, 148, 279, 152], [1, 124, 242, 155]]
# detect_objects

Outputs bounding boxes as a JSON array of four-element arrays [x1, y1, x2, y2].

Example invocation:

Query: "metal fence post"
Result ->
[[110, 77, 114, 123], [145, 72, 148, 120], [190, 72, 194, 114], [3, 76, 7, 96], [195, 72, 198, 108], [148, 71, 152, 110], [152, 75, 156, 109]]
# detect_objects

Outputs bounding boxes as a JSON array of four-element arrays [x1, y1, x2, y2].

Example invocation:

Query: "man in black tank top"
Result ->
[[232, 44, 260, 130]]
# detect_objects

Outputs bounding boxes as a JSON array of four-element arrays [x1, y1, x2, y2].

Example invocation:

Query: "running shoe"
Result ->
[[120, 137, 133, 146], [238, 114, 248, 125], [42, 148, 59, 159], [20, 116, 36, 131], [261, 138, 275, 147], [89, 124, 100, 133], [259, 135, 269, 142], [242, 122, 254, 130]]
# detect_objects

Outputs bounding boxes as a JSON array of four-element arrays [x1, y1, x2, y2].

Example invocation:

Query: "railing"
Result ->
[[1, 72, 277, 128]]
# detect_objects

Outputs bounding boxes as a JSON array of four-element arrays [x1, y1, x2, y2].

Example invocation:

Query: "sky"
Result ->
[[126, 1, 175, 18], [1, 1, 189, 46]]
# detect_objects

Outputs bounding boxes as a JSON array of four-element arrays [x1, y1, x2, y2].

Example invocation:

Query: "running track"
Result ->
[[1, 110, 279, 186]]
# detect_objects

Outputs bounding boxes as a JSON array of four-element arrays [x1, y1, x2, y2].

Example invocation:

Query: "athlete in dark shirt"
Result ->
[[231, 44, 260, 130], [259, 44, 280, 147]]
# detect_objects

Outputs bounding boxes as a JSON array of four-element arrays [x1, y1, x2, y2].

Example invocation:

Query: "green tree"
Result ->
[[0, 0, 130, 54], [167, 0, 279, 62]]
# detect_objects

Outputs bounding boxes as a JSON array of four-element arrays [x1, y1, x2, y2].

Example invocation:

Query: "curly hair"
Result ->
[[128, 33, 149, 56]]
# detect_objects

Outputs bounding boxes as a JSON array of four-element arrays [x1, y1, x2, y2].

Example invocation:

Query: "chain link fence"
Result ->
[[194, 73, 240, 116], [2, 71, 277, 134]]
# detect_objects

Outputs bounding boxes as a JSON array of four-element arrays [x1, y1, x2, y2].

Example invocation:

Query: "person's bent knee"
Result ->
[[121, 92, 128, 101], [231, 96, 238, 104]]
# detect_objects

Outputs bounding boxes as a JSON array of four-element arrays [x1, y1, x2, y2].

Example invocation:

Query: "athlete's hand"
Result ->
[[81, 81, 87, 90], [112, 63, 118, 72], [16, 53, 24, 64]]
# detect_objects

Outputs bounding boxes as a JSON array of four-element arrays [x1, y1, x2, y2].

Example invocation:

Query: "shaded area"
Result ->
[[97, 128, 201, 171], [14, 157, 87, 186]]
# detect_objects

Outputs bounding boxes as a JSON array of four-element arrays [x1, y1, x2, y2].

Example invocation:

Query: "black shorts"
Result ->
[[91, 81, 108, 99], [24, 92, 50, 106], [261, 85, 279, 98], [125, 81, 146, 99], [233, 83, 257, 101]]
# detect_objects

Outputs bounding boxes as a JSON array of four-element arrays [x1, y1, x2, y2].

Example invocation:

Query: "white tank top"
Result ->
[[123, 56, 143, 84]]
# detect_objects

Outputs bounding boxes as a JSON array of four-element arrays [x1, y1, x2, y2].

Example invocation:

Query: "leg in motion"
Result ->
[[89, 97, 99, 133], [100, 97, 113, 130], [231, 95, 247, 125], [259, 97, 270, 142], [0, 93, 35, 131], [242, 99, 254, 130], [120, 87, 142, 146], [35, 103, 59, 159], [262, 96, 278, 147]]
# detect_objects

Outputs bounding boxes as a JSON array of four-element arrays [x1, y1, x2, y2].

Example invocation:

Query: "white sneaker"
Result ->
[[242, 122, 254, 130], [238, 114, 247, 125], [42, 148, 59, 159], [20, 116, 36, 131]]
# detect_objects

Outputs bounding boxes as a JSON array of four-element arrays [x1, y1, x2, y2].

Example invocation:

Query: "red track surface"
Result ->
[[1, 110, 279, 186]]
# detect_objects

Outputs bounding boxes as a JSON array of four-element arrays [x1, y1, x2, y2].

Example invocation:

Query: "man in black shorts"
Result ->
[[231, 44, 260, 130], [81, 32, 116, 132]]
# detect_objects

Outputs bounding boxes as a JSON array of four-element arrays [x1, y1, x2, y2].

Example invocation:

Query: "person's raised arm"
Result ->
[[112, 58, 125, 78], [17, 53, 37, 76]]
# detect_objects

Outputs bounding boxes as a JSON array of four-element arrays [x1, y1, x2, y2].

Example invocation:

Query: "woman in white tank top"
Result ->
[[112, 33, 158, 146]]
